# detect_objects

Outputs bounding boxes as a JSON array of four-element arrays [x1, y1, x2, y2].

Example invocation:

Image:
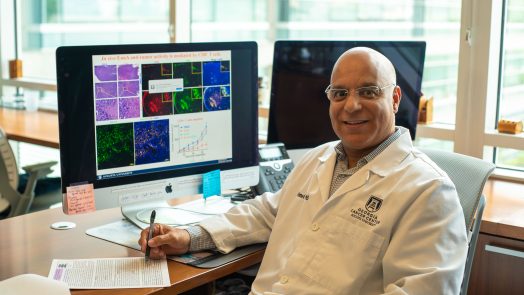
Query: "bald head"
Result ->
[[331, 47, 396, 86]]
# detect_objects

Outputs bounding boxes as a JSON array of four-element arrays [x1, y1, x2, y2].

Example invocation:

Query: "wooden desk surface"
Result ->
[[0, 108, 59, 149], [481, 178, 524, 240], [0, 207, 264, 294]]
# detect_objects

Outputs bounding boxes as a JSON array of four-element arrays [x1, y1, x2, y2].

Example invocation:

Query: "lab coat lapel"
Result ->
[[330, 167, 370, 200], [314, 149, 337, 202], [329, 129, 413, 199]]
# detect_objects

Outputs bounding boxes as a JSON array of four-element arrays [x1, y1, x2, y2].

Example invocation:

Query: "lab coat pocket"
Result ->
[[303, 217, 385, 294]]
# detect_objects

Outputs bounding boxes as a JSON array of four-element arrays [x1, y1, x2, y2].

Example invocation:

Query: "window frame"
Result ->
[[0, 0, 523, 181]]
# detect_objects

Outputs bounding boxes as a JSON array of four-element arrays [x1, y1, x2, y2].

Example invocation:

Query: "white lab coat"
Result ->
[[200, 128, 468, 294]]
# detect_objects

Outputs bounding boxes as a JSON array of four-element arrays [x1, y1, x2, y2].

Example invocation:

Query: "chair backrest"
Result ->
[[419, 148, 495, 230], [419, 148, 495, 295], [0, 128, 20, 190], [0, 128, 22, 216], [0, 127, 59, 218]]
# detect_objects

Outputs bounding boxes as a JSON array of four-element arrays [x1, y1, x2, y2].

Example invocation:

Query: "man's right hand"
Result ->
[[138, 223, 190, 259]]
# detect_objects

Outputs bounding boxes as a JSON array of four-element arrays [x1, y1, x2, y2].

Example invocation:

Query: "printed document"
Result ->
[[48, 257, 170, 289]]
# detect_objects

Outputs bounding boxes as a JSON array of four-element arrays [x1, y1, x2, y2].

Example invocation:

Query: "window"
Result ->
[[0, 0, 170, 109], [495, 0, 524, 170], [187, 0, 524, 178], [20, 0, 170, 80], [189, 0, 461, 141], [1, 0, 524, 180], [0, 0, 171, 174]]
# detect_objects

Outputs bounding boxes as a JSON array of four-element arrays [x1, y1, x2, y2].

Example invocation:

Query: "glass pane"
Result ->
[[413, 138, 454, 152], [19, 0, 170, 80], [499, 0, 524, 122], [1, 86, 59, 111], [9, 141, 61, 178], [497, 0, 524, 169], [190, 0, 461, 125], [496, 147, 524, 170]]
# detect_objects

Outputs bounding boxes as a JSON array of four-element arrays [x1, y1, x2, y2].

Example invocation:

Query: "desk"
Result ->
[[468, 179, 524, 294], [0, 108, 59, 149], [0, 206, 265, 294]]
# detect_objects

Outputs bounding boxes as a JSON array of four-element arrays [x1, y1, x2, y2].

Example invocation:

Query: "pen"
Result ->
[[145, 209, 156, 260]]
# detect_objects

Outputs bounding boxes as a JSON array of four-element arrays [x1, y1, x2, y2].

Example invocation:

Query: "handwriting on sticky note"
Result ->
[[65, 183, 96, 214], [203, 169, 221, 199]]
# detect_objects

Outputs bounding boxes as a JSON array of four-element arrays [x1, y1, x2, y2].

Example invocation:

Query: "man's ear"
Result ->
[[392, 86, 402, 113]]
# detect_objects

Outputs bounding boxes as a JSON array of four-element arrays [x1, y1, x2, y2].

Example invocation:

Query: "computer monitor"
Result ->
[[57, 41, 259, 227], [267, 40, 426, 150]]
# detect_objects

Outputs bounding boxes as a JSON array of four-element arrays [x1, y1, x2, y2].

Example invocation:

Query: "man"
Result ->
[[139, 47, 468, 294]]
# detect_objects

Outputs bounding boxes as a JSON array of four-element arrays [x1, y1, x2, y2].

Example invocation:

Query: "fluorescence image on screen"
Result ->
[[96, 123, 134, 170], [141, 63, 173, 90], [134, 119, 170, 165], [173, 88, 203, 114], [204, 86, 230, 111], [203, 61, 230, 86], [173, 62, 202, 87], [142, 91, 173, 117]]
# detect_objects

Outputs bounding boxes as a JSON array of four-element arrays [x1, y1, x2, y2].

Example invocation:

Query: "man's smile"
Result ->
[[343, 119, 368, 125]]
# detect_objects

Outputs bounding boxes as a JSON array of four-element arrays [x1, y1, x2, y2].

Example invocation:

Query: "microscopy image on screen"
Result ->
[[142, 91, 173, 117], [118, 64, 140, 80], [141, 63, 173, 90], [173, 62, 202, 87], [134, 119, 170, 165], [96, 123, 134, 170], [94, 65, 117, 81], [173, 88, 203, 114], [87, 48, 238, 181], [96, 98, 118, 121], [203, 61, 230, 86], [119, 97, 140, 119], [203, 86, 230, 112], [95, 82, 118, 99], [118, 80, 140, 97]]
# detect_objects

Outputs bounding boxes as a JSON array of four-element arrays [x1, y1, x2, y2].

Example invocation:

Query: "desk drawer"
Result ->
[[468, 233, 524, 295]]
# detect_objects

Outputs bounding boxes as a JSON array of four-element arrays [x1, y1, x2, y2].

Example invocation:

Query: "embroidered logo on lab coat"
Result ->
[[349, 195, 382, 226], [365, 195, 383, 212]]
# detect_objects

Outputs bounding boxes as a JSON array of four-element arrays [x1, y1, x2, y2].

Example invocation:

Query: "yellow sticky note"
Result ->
[[65, 183, 96, 215]]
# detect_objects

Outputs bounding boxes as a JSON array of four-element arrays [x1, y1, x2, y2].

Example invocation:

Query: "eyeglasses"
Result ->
[[324, 83, 395, 102]]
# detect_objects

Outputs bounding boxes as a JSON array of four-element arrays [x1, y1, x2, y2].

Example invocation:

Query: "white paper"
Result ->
[[86, 219, 142, 250], [136, 196, 235, 226], [175, 195, 235, 215], [48, 257, 170, 289]]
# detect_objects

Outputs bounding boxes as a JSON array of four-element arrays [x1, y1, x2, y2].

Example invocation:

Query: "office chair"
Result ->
[[0, 127, 60, 218], [419, 148, 495, 295]]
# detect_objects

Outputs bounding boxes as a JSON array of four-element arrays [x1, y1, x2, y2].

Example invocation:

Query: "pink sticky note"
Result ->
[[65, 183, 96, 215]]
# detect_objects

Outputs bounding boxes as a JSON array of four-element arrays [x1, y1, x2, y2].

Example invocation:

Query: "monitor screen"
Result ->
[[57, 42, 259, 226], [267, 40, 426, 149]]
